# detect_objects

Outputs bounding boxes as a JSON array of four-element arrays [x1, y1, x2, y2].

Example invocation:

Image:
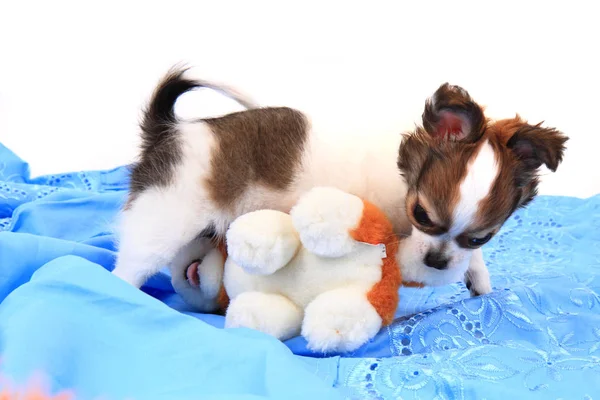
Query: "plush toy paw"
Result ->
[[226, 209, 301, 275], [291, 187, 365, 258], [225, 292, 303, 341], [302, 287, 382, 353]]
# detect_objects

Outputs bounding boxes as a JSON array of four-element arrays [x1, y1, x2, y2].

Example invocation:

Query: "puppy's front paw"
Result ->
[[465, 275, 492, 297], [291, 187, 364, 258], [226, 210, 300, 275], [464, 249, 492, 297]]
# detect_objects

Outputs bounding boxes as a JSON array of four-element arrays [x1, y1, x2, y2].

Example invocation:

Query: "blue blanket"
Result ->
[[1, 143, 600, 399]]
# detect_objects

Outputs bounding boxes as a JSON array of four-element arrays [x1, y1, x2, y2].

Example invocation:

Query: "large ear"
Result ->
[[506, 122, 568, 172], [422, 83, 486, 143], [397, 131, 430, 187]]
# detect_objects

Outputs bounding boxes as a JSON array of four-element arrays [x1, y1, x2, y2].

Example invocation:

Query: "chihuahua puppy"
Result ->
[[112, 67, 567, 311]]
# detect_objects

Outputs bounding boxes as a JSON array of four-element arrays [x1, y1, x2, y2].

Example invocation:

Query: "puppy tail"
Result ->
[[140, 65, 258, 145]]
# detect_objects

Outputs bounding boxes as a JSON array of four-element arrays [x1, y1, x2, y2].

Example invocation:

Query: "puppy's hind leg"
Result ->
[[112, 187, 213, 289]]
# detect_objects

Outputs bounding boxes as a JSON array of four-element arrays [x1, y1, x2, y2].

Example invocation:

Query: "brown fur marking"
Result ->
[[204, 107, 308, 211], [475, 117, 569, 230], [402, 281, 425, 288]]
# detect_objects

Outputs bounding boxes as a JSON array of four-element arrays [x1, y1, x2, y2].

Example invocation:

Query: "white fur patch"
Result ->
[[302, 286, 382, 353], [451, 141, 499, 235], [225, 292, 303, 341]]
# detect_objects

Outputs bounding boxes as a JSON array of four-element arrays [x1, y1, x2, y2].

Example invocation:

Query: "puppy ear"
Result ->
[[506, 122, 568, 172], [422, 83, 486, 143], [397, 131, 430, 187]]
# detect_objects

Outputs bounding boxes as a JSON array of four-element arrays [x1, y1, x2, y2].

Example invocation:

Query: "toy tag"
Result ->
[[364, 243, 387, 259]]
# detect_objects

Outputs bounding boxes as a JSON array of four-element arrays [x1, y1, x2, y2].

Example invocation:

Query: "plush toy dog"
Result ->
[[221, 186, 404, 353]]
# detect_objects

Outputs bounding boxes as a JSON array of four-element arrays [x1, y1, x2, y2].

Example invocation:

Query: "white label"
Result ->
[[363, 242, 387, 259]]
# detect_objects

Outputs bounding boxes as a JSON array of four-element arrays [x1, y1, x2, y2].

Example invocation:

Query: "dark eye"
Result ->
[[468, 233, 493, 248], [413, 203, 433, 227]]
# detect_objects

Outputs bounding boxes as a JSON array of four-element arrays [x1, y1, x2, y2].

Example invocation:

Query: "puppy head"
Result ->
[[397, 84, 568, 286]]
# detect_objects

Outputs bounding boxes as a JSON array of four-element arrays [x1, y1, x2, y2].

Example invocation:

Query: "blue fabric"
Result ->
[[1, 142, 600, 399]]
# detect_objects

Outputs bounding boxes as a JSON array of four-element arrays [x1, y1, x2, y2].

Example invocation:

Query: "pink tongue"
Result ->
[[186, 261, 200, 287]]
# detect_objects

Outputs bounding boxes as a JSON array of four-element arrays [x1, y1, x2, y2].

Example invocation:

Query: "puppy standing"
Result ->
[[112, 68, 567, 311]]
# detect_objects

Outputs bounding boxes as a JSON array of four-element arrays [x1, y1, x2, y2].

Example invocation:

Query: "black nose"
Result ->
[[424, 251, 449, 270]]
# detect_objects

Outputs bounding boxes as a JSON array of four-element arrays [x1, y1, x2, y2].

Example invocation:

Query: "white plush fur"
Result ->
[[224, 196, 382, 309], [223, 188, 385, 352], [302, 286, 382, 353], [225, 292, 303, 341], [112, 71, 497, 308], [290, 186, 365, 257], [226, 209, 300, 275]]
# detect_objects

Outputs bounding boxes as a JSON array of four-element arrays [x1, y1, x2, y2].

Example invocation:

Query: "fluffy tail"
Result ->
[[140, 66, 258, 148]]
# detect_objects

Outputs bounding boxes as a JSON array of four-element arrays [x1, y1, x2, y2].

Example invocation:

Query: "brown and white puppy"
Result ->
[[112, 67, 567, 310]]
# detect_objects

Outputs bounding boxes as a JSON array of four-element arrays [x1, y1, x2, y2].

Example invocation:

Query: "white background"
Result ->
[[1, 1, 598, 198]]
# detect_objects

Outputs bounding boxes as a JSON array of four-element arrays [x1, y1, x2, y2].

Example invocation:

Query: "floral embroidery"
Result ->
[[343, 196, 600, 398]]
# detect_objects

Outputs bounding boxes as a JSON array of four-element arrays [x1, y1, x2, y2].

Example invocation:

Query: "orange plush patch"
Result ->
[[216, 239, 228, 261], [216, 284, 230, 312], [350, 200, 402, 326], [214, 238, 230, 312]]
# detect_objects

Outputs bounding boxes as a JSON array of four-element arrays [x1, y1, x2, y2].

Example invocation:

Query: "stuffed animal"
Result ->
[[221, 186, 403, 353]]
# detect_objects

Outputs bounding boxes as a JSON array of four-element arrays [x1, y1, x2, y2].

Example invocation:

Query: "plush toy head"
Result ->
[[221, 187, 403, 353]]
